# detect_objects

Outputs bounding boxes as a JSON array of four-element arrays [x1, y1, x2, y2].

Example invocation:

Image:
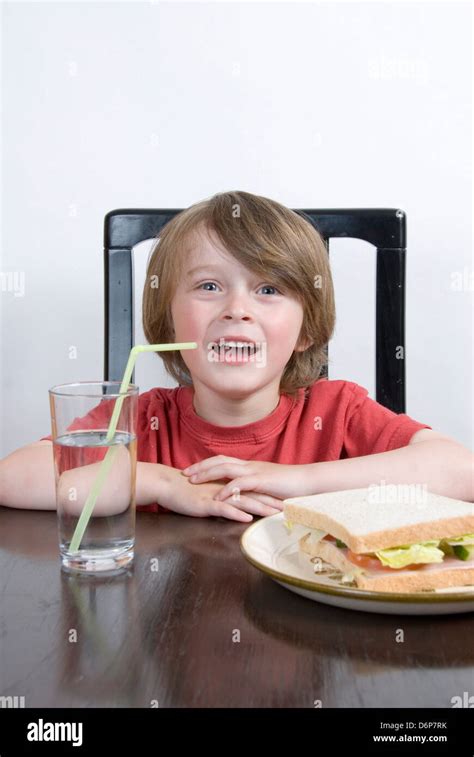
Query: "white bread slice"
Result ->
[[300, 535, 474, 593], [283, 487, 474, 553]]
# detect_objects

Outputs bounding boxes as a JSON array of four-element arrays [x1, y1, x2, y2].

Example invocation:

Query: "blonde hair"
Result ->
[[142, 190, 336, 400]]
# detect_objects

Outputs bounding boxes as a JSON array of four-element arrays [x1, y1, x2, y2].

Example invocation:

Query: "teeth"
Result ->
[[223, 341, 254, 348], [211, 342, 256, 351]]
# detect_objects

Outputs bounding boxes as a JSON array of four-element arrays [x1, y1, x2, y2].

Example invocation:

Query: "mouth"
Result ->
[[206, 338, 261, 363], [210, 340, 258, 355]]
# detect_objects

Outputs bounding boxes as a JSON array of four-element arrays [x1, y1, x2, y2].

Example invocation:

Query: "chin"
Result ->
[[206, 372, 278, 398]]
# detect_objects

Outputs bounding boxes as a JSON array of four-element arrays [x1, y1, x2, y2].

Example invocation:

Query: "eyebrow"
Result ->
[[185, 264, 278, 286], [185, 264, 230, 278]]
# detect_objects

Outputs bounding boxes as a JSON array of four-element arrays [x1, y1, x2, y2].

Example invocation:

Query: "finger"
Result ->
[[247, 493, 285, 510], [187, 464, 247, 484], [182, 456, 245, 475], [207, 498, 254, 523], [221, 493, 281, 518], [213, 477, 259, 501]]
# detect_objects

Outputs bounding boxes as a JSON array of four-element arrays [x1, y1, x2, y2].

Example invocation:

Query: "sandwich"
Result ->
[[283, 487, 474, 593]]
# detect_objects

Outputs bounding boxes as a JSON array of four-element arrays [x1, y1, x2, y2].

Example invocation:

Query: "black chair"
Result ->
[[104, 208, 406, 413]]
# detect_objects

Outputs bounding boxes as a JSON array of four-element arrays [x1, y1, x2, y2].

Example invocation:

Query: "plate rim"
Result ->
[[240, 513, 474, 605]]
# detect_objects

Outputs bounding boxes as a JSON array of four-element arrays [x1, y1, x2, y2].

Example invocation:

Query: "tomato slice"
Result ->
[[346, 550, 425, 572], [325, 537, 427, 571]]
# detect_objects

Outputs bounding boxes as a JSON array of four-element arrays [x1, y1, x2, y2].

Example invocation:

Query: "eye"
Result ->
[[196, 281, 281, 294], [259, 284, 280, 295]]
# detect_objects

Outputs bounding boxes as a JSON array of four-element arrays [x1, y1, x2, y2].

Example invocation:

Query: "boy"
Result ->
[[1, 191, 472, 519]]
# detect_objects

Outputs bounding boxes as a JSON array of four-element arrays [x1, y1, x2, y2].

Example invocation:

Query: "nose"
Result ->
[[220, 289, 254, 321]]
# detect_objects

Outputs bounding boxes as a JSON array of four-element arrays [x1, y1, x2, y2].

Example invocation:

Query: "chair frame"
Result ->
[[104, 208, 406, 413]]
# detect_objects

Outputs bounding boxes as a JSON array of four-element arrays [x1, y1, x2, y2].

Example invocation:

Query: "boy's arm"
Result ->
[[307, 431, 474, 502], [0, 441, 57, 510], [0, 440, 174, 512]]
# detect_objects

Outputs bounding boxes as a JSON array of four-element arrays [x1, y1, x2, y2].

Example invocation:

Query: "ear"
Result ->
[[294, 335, 313, 352]]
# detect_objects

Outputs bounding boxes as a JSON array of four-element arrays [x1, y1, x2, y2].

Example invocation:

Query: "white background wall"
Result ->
[[1, 0, 472, 457]]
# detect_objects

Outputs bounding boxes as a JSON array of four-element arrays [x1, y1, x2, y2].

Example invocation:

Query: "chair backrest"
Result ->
[[104, 208, 406, 413]]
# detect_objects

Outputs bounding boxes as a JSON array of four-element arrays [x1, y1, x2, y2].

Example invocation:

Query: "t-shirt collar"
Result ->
[[176, 385, 301, 443]]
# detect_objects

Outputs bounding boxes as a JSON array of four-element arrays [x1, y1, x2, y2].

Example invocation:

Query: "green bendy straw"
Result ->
[[69, 342, 198, 553]]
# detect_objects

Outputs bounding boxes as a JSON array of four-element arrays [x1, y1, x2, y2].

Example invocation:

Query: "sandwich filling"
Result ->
[[284, 521, 474, 571]]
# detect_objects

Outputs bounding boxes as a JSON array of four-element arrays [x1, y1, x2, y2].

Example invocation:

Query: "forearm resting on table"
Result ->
[[308, 440, 474, 502], [0, 441, 175, 512], [0, 442, 58, 510]]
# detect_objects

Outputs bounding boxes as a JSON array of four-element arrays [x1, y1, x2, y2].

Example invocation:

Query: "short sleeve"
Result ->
[[343, 383, 432, 457], [38, 400, 113, 443], [38, 400, 117, 466]]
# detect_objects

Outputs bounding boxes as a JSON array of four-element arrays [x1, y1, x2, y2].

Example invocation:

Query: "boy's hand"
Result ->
[[181, 456, 314, 501], [160, 465, 284, 522]]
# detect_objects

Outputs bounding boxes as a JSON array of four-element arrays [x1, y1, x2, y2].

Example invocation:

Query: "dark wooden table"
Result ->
[[1, 506, 473, 708]]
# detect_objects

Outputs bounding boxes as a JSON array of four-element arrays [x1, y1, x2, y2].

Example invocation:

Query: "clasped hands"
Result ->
[[181, 455, 314, 507]]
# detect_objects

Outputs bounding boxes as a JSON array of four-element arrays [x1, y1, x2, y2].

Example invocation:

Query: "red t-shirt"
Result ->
[[39, 378, 432, 514]]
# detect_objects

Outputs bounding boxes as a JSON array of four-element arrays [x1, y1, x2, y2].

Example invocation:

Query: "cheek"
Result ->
[[171, 296, 199, 335], [265, 307, 303, 349]]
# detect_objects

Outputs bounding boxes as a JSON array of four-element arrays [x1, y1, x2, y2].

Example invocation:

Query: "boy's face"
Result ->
[[170, 225, 310, 399]]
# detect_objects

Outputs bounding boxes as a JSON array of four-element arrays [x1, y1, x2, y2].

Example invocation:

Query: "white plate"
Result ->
[[240, 512, 474, 615]]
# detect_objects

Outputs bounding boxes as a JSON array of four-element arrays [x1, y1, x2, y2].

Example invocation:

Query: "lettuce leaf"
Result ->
[[375, 542, 444, 569]]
